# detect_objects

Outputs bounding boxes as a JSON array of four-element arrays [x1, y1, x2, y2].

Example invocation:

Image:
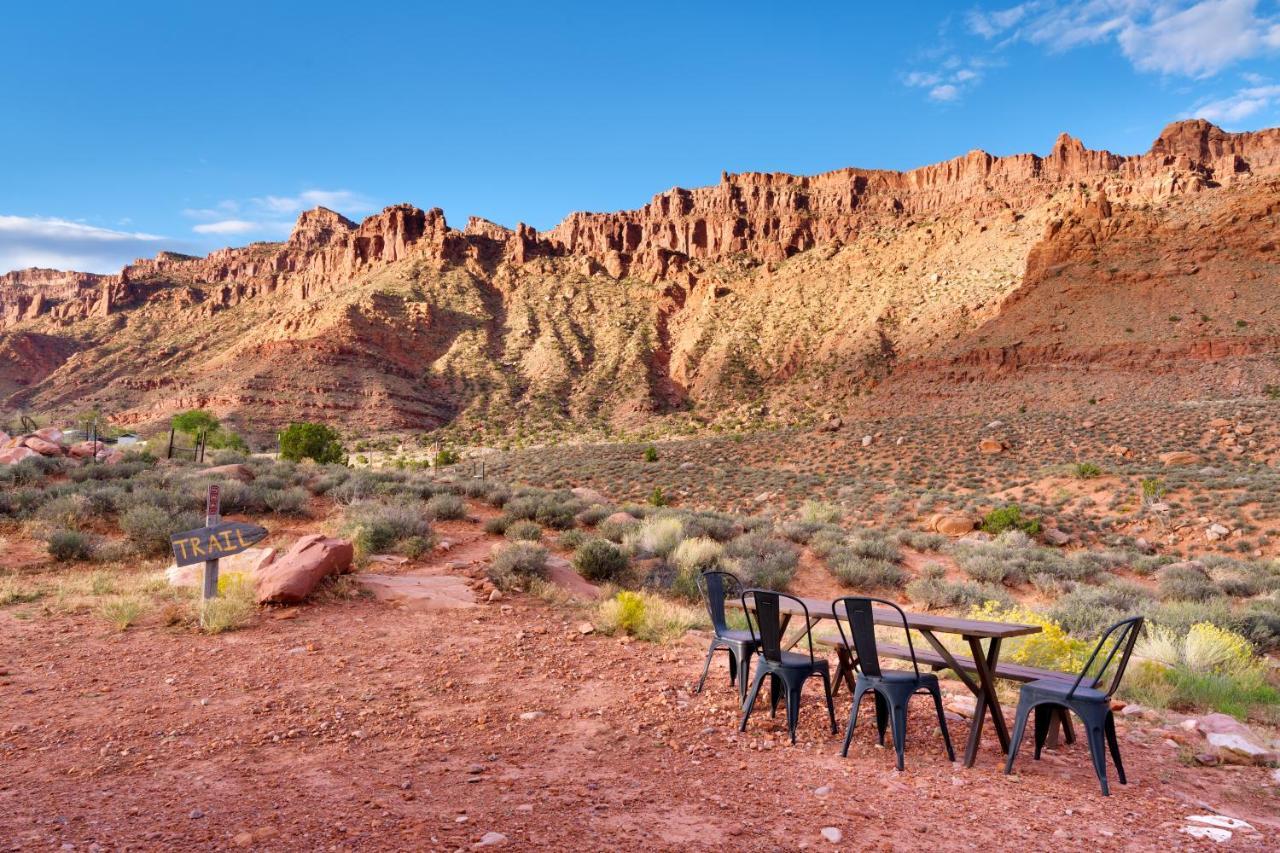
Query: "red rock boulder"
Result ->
[[70, 440, 105, 459], [0, 446, 39, 465], [255, 535, 353, 604], [33, 427, 63, 444], [22, 436, 63, 456]]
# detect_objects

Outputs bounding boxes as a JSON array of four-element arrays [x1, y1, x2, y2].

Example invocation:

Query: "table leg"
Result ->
[[962, 636, 1009, 767], [832, 645, 858, 695]]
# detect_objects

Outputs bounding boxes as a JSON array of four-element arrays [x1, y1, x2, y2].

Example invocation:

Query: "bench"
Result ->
[[822, 637, 1081, 745]]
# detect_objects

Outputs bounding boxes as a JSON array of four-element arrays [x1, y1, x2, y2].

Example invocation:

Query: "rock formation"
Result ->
[[2, 119, 1279, 435]]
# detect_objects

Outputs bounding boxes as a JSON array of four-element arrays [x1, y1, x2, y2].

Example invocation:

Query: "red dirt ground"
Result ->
[[2, 517, 1278, 851]]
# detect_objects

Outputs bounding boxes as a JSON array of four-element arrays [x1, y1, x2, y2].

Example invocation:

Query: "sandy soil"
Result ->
[[2, 516, 1278, 851]]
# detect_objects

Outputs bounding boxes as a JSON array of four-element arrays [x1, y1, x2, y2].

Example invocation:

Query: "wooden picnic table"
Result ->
[[729, 594, 1041, 768]]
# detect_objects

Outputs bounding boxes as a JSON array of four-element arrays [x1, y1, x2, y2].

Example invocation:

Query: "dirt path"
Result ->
[[2, 515, 1277, 850]]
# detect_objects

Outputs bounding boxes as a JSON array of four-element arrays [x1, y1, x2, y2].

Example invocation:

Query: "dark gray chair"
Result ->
[[1004, 616, 1144, 795], [694, 570, 758, 703], [738, 590, 837, 744], [833, 596, 954, 770]]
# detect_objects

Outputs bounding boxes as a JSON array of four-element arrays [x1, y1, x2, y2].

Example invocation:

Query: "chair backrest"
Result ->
[[696, 570, 741, 636], [742, 589, 814, 664], [831, 596, 919, 679], [1070, 616, 1144, 699]]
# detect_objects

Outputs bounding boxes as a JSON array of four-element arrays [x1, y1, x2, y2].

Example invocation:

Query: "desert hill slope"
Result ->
[[2, 119, 1278, 440]]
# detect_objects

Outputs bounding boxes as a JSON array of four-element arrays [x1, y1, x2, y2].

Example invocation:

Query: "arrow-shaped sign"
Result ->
[[169, 521, 268, 567]]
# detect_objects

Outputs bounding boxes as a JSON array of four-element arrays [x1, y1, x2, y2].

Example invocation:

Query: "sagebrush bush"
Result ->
[[121, 505, 201, 555], [35, 494, 93, 529], [505, 520, 543, 542], [341, 500, 433, 559], [264, 486, 310, 515], [1158, 562, 1218, 601], [426, 493, 466, 520], [483, 515, 510, 535], [487, 542, 549, 590], [573, 538, 629, 582], [1048, 581, 1152, 637], [800, 501, 843, 525], [576, 504, 614, 527], [597, 515, 639, 543], [47, 529, 93, 562], [623, 516, 685, 559], [725, 532, 798, 590], [906, 564, 1012, 610], [827, 553, 905, 590], [680, 511, 741, 542]]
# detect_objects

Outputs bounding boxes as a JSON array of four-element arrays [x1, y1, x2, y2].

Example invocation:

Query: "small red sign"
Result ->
[[206, 484, 221, 519]]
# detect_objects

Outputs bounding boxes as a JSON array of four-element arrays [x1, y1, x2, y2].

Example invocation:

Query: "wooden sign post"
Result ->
[[202, 484, 221, 601]]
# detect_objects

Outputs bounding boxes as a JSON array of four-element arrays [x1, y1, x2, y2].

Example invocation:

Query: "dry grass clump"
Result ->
[[200, 572, 258, 634], [593, 590, 704, 643]]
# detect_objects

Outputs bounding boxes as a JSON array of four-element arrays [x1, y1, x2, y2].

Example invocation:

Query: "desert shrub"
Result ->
[[807, 527, 847, 559], [1048, 582, 1152, 637], [557, 529, 587, 550], [970, 601, 1092, 672], [264, 486, 310, 515], [1072, 462, 1102, 479], [504, 495, 542, 521], [828, 553, 906, 590], [341, 500, 433, 559], [954, 531, 1084, 587], [980, 504, 1041, 536], [535, 499, 578, 530], [0, 458, 48, 487], [482, 482, 512, 507], [200, 572, 257, 634], [781, 520, 824, 544], [573, 538, 629, 582], [98, 595, 145, 630], [623, 516, 685, 559], [1136, 622, 1255, 674], [648, 487, 669, 507], [460, 479, 489, 499], [309, 466, 351, 495], [279, 422, 345, 464], [121, 504, 201, 555], [725, 532, 798, 590], [483, 515, 510, 535], [670, 537, 727, 600], [643, 445, 658, 462], [593, 590, 702, 643], [505, 520, 543, 542], [487, 542, 548, 590], [47, 529, 94, 562], [598, 515, 639, 543], [846, 531, 902, 562], [0, 575, 45, 606], [620, 503, 651, 519], [425, 493, 466, 521], [1128, 622, 1274, 719], [681, 511, 741, 543], [905, 564, 1012, 610], [1158, 562, 1218, 601], [800, 501, 842, 525], [893, 529, 947, 551], [35, 494, 94, 529], [576, 504, 614, 527]]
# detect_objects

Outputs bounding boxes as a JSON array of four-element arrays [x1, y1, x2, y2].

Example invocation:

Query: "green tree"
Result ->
[[172, 409, 220, 436], [279, 422, 345, 464]]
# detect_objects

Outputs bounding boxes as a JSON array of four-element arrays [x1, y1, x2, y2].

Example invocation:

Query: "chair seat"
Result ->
[[717, 628, 758, 645], [1022, 677, 1106, 704], [762, 651, 829, 670]]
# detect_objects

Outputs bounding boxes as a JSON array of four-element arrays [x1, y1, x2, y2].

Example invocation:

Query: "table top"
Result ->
[[729, 593, 1041, 639]]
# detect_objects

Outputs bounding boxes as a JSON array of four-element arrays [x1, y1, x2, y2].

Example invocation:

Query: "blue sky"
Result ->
[[3, 1, 1280, 274]]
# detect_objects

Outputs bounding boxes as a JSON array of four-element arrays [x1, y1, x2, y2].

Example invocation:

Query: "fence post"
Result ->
[[167, 429, 175, 460]]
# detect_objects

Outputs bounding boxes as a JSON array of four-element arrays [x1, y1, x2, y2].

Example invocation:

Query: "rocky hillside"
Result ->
[[2, 119, 1279, 440]]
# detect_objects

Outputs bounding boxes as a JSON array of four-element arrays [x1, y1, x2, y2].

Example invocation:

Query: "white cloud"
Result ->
[[0, 215, 173, 275], [930, 84, 962, 101], [1189, 82, 1280, 123], [903, 56, 988, 102], [181, 188, 373, 238], [192, 219, 269, 235], [970, 0, 1280, 78]]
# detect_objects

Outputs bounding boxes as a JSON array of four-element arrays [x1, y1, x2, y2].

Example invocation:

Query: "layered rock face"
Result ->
[[2, 119, 1279, 434]]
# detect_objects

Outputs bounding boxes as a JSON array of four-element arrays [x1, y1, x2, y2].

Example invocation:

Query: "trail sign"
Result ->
[[170, 521, 268, 568]]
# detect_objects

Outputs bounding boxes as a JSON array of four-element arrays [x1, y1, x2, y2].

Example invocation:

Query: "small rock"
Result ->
[[488, 589, 503, 602], [820, 827, 843, 844], [475, 831, 508, 848], [577, 622, 595, 635], [814, 785, 832, 796], [861, 435, 873, 447], [978, 437, 1005, 454], [519, 711, 545, 721], [190, 809, 204, 820], [1041, 527, 1071, 547], [233, 832, 254, 847], [1159, 450, 1201, 467]]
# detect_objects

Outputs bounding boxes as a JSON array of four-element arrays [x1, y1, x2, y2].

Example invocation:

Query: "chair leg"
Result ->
[[890, 699, 908, 771], [739, 668, 767, 732], [841, 683, 867, 757], [1104, 712, 1126, 785], [873, 691, 889, 747], [769, 673, 782, 719], [1004, 699, 1032, 776], [727, 647, 738, 687], [785, 677, 802, 745], [695, 641, 718, 694], [736, 648, 753, 706], [929, 683, 955, 762], [820, 670, 838, 734], [1084, 720, 1111, 796], [1033, 705, 1054, 760]]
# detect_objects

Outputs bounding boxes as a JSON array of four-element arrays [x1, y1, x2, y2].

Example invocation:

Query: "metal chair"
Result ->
[[1004, 616, 1144, 795], [694, 570, 759, 703], [738, 589, 837, 744], [832, 596, 954, 770]]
